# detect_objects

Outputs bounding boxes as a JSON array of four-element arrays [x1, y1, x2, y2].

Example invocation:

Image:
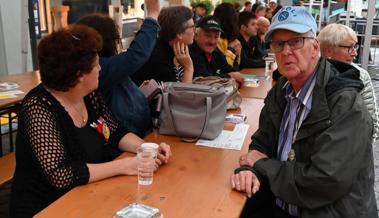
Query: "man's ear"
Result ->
[[311, 38, 320, 58], [240, 25, 246, 32]]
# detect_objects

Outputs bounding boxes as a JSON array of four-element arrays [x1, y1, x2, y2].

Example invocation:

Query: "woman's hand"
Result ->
[[117, 157, 139, 175], [173, 41, 193, 72], [157, 142, 172, 165], [118, 155, 159, 176]]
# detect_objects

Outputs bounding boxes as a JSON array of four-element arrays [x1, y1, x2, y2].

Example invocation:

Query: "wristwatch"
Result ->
[[227, 47, 236, 54]]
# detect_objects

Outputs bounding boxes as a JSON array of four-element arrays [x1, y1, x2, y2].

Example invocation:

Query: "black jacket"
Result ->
[[189, 42, 234, 78], [132, 39, 176, 86], [238, 34, 265, 69], [250, 58, 377, 218]]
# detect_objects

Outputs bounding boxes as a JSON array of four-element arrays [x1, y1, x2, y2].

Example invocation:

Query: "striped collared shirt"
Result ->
[[276, 70, 318, 217]]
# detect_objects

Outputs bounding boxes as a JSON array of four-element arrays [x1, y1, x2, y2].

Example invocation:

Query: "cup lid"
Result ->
[[141, 142, 159, 149]]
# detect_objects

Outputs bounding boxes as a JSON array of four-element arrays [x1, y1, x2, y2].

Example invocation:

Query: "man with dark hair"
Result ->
[[193, 3, 207, 24], [238, 11, 265, 69], [243, 1, 252, 12], [232, 6, 377, 218], [189, 16, 243, 82]]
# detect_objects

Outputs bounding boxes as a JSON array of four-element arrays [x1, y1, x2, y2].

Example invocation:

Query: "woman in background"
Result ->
[[318, 23, 379, 142], [10, 25, 171, 218], [213, 3, 241, 71], [76, 0, 160, 138], [132, 6, 195, 86]]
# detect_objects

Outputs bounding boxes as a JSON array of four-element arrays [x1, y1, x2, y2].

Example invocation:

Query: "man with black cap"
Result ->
[[231, 6, 377, 218], [189, 16, 243, 82]]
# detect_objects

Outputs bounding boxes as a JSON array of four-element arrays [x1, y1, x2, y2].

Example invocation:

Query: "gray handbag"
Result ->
[[193, 76, 242, 110], [158, 82, 227, 141]]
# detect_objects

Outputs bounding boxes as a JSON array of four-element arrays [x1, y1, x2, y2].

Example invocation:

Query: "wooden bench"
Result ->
[[0, 152, 15, 186]]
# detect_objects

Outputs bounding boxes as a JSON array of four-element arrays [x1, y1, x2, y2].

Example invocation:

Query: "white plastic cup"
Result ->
[[137, 146, 157, 185], [141, 143, 159, 158]]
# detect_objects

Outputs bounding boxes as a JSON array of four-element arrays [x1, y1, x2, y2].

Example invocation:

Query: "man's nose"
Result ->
[[281, 42, 293, 55]]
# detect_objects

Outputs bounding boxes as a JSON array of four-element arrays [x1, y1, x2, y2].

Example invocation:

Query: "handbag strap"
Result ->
[[163, 92, 212, 142]]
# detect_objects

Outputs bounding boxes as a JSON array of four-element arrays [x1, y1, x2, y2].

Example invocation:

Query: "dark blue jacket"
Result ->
[[99, 18, 159, 138]]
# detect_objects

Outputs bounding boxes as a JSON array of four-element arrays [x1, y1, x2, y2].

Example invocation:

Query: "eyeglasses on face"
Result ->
[[337, 44, 359, 54], [185, 24, 196, 30], [270, 37, 315, 53]]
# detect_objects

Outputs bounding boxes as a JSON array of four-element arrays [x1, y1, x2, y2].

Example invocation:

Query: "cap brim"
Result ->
[[264, 24, 311, 42], [202, 26, 223, 33]]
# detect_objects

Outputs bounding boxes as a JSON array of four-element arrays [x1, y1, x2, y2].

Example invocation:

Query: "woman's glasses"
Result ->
[[337, 44, 359, 54]]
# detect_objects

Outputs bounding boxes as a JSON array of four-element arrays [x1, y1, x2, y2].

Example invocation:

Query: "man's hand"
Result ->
[[228, 72, 244, 84], [239, 150, 268, 166], [145, 0, 160, 20], [229, 39, 242, 55], [231, 170, 260, 198]]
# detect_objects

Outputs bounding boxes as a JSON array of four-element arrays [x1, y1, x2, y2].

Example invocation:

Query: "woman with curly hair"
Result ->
[[9, 25, 171, 218]]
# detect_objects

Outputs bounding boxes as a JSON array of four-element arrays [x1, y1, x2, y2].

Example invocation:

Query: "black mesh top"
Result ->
[[10, 84, 129, 218]]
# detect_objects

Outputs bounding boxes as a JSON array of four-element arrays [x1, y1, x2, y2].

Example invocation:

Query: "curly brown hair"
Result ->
[[158, 6, 193, 42], [38, 24, 102, 91]]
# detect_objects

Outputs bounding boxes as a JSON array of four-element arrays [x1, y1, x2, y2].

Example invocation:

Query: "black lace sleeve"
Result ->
[[19, 95, 89, 189], [88, 91, 130, 149]]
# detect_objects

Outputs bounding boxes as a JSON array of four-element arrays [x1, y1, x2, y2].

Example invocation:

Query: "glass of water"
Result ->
[[137, 146, 157, 185]]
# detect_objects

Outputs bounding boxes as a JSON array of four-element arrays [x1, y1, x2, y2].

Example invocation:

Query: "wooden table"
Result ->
[[0, 71, 40, 108], [0, 71, 40, 155], [239, 68, 273, 99], [35, 98, 265, 218]]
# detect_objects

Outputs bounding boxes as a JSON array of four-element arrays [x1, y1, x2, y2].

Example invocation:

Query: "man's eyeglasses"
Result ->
[[270, 37, 315, 53], [338, 44, 359, 54]]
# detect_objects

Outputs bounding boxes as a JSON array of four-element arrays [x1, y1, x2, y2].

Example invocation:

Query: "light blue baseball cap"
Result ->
[[264, 6, 317, 42]]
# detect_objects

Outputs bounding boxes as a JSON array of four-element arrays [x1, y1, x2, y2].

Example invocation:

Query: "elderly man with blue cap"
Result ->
[[231, 6, 377, 218]]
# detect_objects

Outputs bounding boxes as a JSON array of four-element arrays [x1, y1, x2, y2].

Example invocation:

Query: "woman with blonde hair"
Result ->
[[318, 23, 379, 141]]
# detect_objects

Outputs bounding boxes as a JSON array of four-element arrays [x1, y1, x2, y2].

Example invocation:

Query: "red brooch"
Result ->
[[90, 116, 110, 142]]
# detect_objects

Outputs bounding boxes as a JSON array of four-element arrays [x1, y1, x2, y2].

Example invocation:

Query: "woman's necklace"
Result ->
[[69, 102, 87, 128], [47, 87, 87, 128]]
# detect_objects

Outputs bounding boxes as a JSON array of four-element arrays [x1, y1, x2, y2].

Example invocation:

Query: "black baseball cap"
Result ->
[[197, 16, 223, 33]]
